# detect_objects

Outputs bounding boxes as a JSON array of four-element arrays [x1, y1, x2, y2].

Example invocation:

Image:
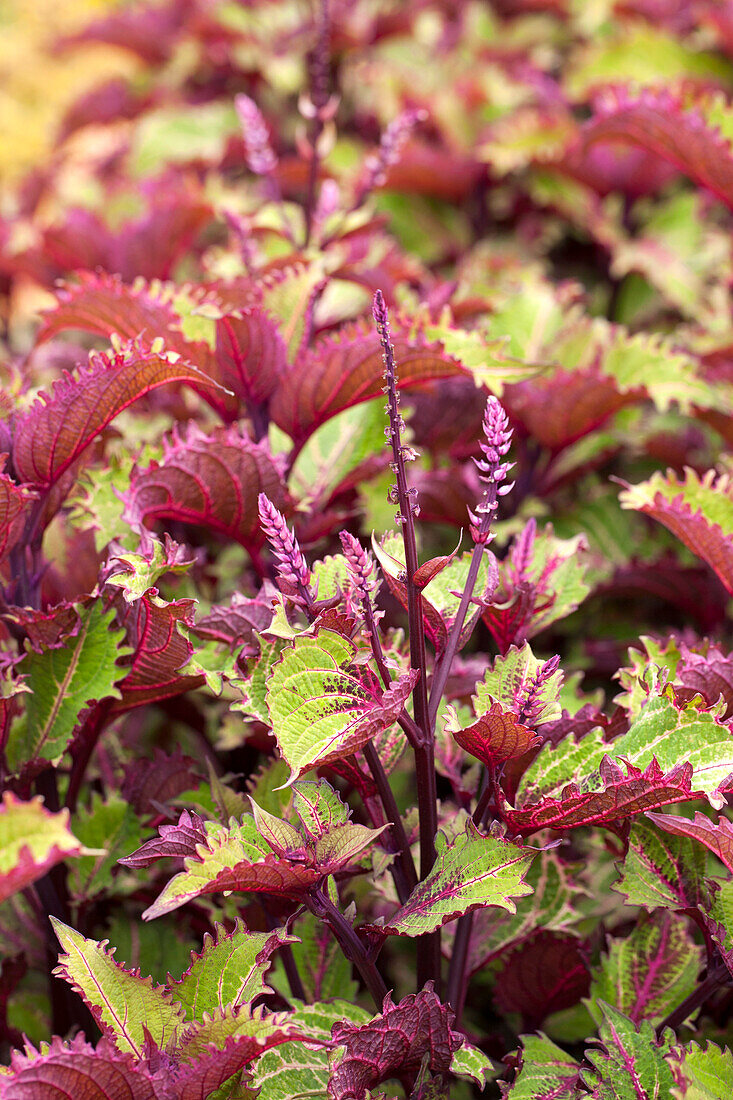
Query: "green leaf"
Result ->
[[587, 912, 703, 1026], [449, 851, 583, 973], [475, 643, 563, 728], [51, 918, 185, 1057], [501, 1033, 580, 1098], [250, 1001, 371, 1100], [582, 1003, 675, 1099], [451, 1042, 495, 1088], [668, 1041, 733, 1100], [7, 603, 129, 771], [105, 536, 193, 602], [171, 922, 293, 1021], [288, 399, 387, 508], [612, 818, 709, 912], [379, 821, 535, 937], [232, 638, 286, 725], [0, 793, 84, 904], [422, 321, 546, 392], [67, 793, 143, 902], [266, 629, 417, 781]]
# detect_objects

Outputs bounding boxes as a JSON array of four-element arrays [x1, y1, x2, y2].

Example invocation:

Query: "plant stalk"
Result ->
[[306, 887, 388, 1009]]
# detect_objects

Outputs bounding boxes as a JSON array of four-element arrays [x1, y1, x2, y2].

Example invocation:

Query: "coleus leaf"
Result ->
[[67, 792, 144, 902], [6, 602, 129, 772], [587, 912, 702, 1027], [193, 586, 277, 651], [374, 820, 535, 937], [36, 271, 182, 347], [581, 1002, 676, 1099], [474, 643, 563, 728], [500, 1033, 581, 1099], [118, 809, 210, 868], [646, 810, 733, 876], [493, 931, 590, 1030], [105, 534, 194, 602], [111, 589, 204, 712], [250, 1000, 371, 1100], [612, 818, 710, 912], [169, 922, 294, 1022], [141, 816, 322, 920], [327, 984, 464, 1100], [449, 850, 583, 975], [12, 340, 220, 491], [51, 918, 185, 1058], [676, 642, 733, 720], [1, 1035, 164, 1100], [620, 468, 733, 595], [122, 748, 203, 818], [372, 533, 492, 654], [667, 1040, 733, 1100], [269, 319, 467, 445], [581, 87, 733, 211], [0, 459, 33, 565], [0, 793, 84, 904], [124, 423, 290, 549], [212, 307, 288, 416], [265, 628, 418, 782], [506, 755, 697, 835], [444, 702, 540, 770], [482, 521, 591, 651]]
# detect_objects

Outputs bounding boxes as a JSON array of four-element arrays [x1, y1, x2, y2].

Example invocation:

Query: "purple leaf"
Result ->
[[270, 319, 467, 444], [0, 459, 33, 565], [122, 748, 203, 818], [445, 701, 541, 770], [119, 809, 208, 869], [328, 984, 464, 1100], [1, 1035, 165, 1100], [212, 308, 288, 418], [493, 931, 590, 1030]]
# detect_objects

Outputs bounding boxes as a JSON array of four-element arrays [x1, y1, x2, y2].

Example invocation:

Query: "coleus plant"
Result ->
[[6, 0, 733, 1097]]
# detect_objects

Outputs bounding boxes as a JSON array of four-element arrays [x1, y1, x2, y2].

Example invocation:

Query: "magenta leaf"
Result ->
[[124, 423, 291, 549], [270, 320, 467, 444], [0, 459, 33, 565], [328, 984, 464, 1100], [581, 88, 733, 210], [192, 585, 277, 651], [118, 809, 208, 869], [36, 271, 182, 347], [646, 810, 733, 876], [122, 748, 202, 818], [1, 1035, 164, 1100], [493, 931, 590, 1030], [676, 642, 733, 719], [212, 307, 288, 417], [12, 340, 220, 490]]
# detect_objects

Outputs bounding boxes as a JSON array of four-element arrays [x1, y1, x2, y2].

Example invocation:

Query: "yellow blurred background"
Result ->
[[0, 0, 135, 186]]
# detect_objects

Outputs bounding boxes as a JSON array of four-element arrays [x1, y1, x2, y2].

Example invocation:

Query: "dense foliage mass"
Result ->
[[6, 0, 733, 1095]]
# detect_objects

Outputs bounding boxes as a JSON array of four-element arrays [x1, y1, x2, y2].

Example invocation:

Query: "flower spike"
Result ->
[[468, 396, 515, 544], [258, 493, 313, 606]]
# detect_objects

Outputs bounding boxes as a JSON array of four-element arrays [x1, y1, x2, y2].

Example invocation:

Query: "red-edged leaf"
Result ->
[[328, 985, 464, 1100], [0, 793, 84, 904], [118, 810, 208, 869], [124, 423, 290, 549], [619, 468, 733, 595], [646, 810, 733, 876], [444, 702, 541, 769], [493, 932, 590, 1030], [0, 458, 33, 564], [270, 319, 467, 444], [1, 1035, 165, 1100], [173, 1025, 302, 1100], [36, 272, 182, 346], [505, 757, 697, 835], [112, 590, 204, 712], [12, 341, 220, 490], [581, 87, 733, 210]]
